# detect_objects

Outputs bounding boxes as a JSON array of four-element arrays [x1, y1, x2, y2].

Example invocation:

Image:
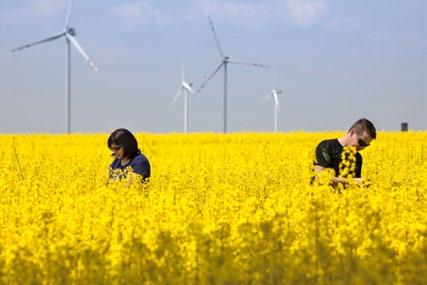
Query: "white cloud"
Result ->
[[31, 0, 67, 17], [0, 8, 26, 26], [280, 0, 329, 26], [186, 0, 273, 27], [325, 15, 357, 30], [187, 0, 330, 27], [109, 1, 173, 27], [0, 0, 66, 26]]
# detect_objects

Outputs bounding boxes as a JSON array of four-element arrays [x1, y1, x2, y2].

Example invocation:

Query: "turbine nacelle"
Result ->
[[182, 82, 194, 93], [67, 28, 76, 36]]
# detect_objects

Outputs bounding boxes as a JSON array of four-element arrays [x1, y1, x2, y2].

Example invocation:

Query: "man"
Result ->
[[313, 118, 376, 186]]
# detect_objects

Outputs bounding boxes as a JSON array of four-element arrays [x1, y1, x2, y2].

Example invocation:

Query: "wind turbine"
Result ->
[[265, 78, 282, 132], [195, 16, 268, 133], [169, 64, 194, 133], [11, 0, 99, 133]]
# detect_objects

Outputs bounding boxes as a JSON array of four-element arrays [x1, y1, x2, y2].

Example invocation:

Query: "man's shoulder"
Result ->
[[316, 138, 340, 149], [314, 138, 342, 166]]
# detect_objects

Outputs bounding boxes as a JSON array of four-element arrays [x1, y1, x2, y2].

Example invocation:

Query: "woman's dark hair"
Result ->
[[107, 128, 139, 159]]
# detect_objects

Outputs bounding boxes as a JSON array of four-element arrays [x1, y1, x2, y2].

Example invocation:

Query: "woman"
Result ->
[[108, 128, 150, 181]]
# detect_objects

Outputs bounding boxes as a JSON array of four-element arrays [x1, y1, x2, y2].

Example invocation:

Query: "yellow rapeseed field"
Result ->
[[0, 132, 425, 284]]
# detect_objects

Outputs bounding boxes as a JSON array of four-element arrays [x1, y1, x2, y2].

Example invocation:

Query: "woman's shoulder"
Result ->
[[129, 152, 150, 178], [131, 152, 149, 165]]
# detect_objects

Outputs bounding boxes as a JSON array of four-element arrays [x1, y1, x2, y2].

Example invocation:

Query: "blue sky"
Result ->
[[0, 0, 426, 133]]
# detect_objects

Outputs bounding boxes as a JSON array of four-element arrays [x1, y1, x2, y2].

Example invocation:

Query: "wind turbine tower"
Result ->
[[169, 64, 194, 133], [11, 0, 99, 133], [265, 79, 282, 132], [195, 16, 268, 133]]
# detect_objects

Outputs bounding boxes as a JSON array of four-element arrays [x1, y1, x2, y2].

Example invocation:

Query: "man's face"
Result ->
[[350, 130, 373, 151]]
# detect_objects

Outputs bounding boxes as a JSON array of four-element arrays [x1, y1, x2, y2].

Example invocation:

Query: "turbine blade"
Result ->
[[66, 33, 99, 73], [11, 32, 65, 52], [228, 59, 269, 68], [64, 0, 73, 29], [274, 98, 280, 109], [169, 89, 182, 108], [194, 62, 224, 95], [208, 16, 224, 58], [274, 73, 278, 89], [181, 63, 185, 82], [273, 92, 280, 110], [264, 91, 273, 100]]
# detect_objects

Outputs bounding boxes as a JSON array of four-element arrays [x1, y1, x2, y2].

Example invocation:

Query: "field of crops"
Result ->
[[0, 132, 425, 284]]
